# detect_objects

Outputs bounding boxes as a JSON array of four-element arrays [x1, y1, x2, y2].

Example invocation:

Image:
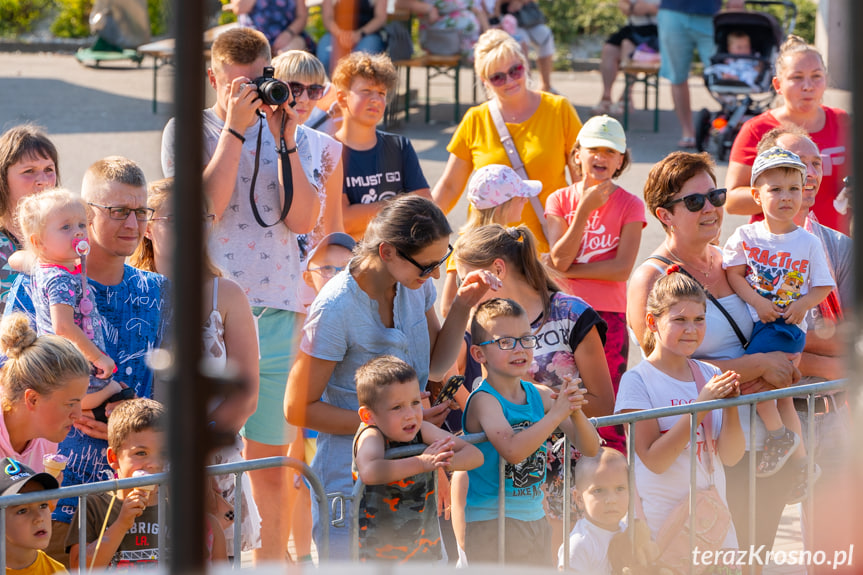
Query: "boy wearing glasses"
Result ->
[[331, 52, 430, 240], [723, 147, 834, 482], [462, 297, 599, 566]]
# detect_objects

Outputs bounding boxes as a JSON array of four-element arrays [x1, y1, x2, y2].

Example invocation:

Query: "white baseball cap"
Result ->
[[466, 164, 542, 210], [577, 114, 627, 153]]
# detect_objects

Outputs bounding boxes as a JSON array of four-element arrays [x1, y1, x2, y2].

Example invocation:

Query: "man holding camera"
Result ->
[[160, 26, 320, 562]]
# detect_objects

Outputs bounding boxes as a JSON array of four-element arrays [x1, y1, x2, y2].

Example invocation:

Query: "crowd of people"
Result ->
[[0, 6, 854, 575]]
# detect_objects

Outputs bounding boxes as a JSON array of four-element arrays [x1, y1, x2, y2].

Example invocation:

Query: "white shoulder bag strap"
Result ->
[[487, 99, 549, 241]]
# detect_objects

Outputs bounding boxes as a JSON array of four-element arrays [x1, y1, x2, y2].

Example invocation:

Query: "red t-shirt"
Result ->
[[729, 106, 850, 234], [545, 184, 646, 313]]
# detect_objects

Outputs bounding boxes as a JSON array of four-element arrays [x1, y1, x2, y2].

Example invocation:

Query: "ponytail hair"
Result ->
[[454, 224, 559, 320], [641, 271, 706, 356], [0, 314, 90, 411]]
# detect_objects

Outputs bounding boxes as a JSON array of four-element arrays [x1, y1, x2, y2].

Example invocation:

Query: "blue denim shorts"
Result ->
[[657, 9, 716, 84]]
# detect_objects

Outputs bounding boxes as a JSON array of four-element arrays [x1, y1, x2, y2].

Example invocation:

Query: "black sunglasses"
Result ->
[[288, 82, 325, 100], [396, 244, 453, 277], [663, 189, 727, 212], [487, 64, 525, 87]]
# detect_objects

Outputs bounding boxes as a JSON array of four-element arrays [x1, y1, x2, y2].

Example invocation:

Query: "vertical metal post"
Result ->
[[79, 494, 88, 570], [497, 455, 506, 564], [169, 0, 206, 572], [233, 473, 242, 564], [688, 413, 697, 575], [748, 406, 757, 575], [562, 436, 571, 569]]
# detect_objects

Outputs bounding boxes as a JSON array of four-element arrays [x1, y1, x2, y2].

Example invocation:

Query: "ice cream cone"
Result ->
[[132, 470, 156, 493], [42, 454, 67, 480]]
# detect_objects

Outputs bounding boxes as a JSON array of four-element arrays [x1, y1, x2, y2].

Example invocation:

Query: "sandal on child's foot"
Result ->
[[591, 100, 613, 115], [756, 430, 800, 478], [787, 462, 822, 505]]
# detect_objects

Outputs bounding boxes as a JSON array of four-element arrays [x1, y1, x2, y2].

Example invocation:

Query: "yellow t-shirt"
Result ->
[[446, 92, 582, 252], [6, 551, 67, 575]]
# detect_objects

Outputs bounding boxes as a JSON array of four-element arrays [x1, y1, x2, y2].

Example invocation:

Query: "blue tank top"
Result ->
[[463, 380, 547, 523]]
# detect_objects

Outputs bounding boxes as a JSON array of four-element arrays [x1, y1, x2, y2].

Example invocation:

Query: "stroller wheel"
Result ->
[[695, 109, 712, 153]]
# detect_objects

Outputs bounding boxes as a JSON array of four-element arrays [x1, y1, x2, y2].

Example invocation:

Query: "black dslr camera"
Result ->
[[251, 66, 291, 106]]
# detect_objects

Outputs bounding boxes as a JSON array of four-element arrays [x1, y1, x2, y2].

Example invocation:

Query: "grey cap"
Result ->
[[751, 146, 807, 186]]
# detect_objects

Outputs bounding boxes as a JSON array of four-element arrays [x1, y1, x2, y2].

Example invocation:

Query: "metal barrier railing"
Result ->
[[0, 456, 327, 572], [348, 379, 846, 573], [0, 380, 846, 572]]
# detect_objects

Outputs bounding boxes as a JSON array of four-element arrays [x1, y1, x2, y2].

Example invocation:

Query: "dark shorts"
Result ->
[[607, 24, 658, 47], [465, 516, 551, 566], [724, 454, 795, 550]]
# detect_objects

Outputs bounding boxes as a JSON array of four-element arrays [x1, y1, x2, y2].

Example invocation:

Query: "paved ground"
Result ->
[[0, 51, 853, 573]]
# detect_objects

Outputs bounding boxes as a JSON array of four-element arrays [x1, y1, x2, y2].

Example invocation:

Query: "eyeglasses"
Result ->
[[478, 335, 539, 350], [151, 214, 216, 224], [88, 203, 155, 222], [396, 244, 453, 277], [662, 189, 727, 212], [487, 64, 525, 87], [288, 82, 325, 101], [307, 264, 344, 279]]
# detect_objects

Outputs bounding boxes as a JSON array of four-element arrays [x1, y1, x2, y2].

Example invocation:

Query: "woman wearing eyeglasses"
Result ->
[[627, 151, 801, 555], [452, 223, 613, 559], [432, 29, 582, 253], [272, 50, 345, 254], [285, 195, 498, 559], [130, 178, 263, 556]]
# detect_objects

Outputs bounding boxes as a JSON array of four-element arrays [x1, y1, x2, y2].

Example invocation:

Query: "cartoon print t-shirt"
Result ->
[[722, 222, 835, 331]]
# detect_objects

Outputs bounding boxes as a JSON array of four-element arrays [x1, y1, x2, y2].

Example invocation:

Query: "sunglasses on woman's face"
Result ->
[[289, 82, 325, 100], [397, 244, 454, 277], [663, 188, 727, 212], [487, 64, 525, 87]]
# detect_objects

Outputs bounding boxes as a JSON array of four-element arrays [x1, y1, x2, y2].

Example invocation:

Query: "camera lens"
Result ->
[[259, 79, 289, 106]]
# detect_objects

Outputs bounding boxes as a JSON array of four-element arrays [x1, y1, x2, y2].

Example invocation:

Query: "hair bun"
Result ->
[[0, 314, 38, 359]]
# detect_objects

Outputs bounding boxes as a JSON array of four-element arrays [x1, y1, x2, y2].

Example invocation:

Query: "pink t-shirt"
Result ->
[[0, 414, 57, 473], [545, 184, 646, 313]]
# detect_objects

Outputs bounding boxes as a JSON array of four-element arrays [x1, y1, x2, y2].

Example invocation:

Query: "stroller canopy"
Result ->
[[712, 11, 784, 59]]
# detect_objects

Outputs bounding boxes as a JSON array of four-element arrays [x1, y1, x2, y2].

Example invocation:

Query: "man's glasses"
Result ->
[[307, 264, 344, 279], [88, 203, 155, 222], [478, 335, 539, 350], [289, 82, 325, 100], [396, 244, 453, 277], [662, 189, 727, 212], [487, 64, 525, 87]]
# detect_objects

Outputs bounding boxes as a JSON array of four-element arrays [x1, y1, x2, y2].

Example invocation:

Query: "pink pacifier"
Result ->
[[74, 238, 90, 257]]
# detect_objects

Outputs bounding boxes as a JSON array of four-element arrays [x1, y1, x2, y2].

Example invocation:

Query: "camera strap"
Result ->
[[248, 112, 294, 228]]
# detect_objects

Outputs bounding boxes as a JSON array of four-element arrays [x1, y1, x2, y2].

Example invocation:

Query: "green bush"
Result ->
[[0, 0, 51, 35]]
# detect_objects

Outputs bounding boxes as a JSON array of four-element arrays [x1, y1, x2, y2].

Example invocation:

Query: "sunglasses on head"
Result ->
[[288, 82, 325, 100], [487, 64, 525, 87], [663, 188, 727, 212], [396, 244, 453, 277]]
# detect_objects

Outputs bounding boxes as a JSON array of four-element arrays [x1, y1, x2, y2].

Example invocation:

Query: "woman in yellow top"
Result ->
[[432, 29, 581, 252]]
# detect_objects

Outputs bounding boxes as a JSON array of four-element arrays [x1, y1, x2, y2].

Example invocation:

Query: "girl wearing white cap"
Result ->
[[439, 164, 542, 318], [545, 115, 646, 454]]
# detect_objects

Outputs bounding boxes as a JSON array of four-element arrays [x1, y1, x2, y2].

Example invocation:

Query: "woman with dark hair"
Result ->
[[0, 125, 59, 311], [627, 150, 800, 556], [284, 195, 498, 559]]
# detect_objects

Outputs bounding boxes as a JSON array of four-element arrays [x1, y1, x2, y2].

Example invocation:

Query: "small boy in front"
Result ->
[[353, 355, 482, 562], [723, 147, 834, 489], [2, 457, 66, 575], [66, 399, 166, 570], [558, 448, 628, 574], [462, 298, 600, 566]]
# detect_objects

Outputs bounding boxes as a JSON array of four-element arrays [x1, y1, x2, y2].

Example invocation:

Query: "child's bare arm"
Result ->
[[80, 380, 123, 410], [717, 403, 745, 466], [50, 303, 115, 376], [69, 490, 149, 570], [421, 421, 483, 471], [783, 285, 832, 325], [556, 221, 643, 282], [726, 264, 781, 322], [467, 390, 570, 465], [355, 427, 453, 485]]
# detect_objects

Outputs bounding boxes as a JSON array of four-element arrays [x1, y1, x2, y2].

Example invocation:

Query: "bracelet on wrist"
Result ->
[[223, 127, 245, 144], [277, 144, 298, 155]]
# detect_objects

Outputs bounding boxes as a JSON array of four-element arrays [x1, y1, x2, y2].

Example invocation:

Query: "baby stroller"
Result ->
[[695, 0, 797, 161]]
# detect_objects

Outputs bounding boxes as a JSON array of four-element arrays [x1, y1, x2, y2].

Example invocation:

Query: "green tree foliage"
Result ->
[[0, 0, 51, 35]]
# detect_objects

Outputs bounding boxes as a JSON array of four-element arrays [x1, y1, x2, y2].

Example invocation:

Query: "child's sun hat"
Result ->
[[751, 146, 807, 186], [577, 114, 627, 153], [466, 164, 542, 210]]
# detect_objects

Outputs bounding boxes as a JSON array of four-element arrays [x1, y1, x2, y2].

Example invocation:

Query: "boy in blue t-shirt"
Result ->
[[462, 298, 599, 565]]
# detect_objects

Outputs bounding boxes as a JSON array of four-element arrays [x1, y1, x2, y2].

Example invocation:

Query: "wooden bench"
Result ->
[[392, 53, 475, 124], [621, 61, 661, 132], [137, 23, 238, 114]]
